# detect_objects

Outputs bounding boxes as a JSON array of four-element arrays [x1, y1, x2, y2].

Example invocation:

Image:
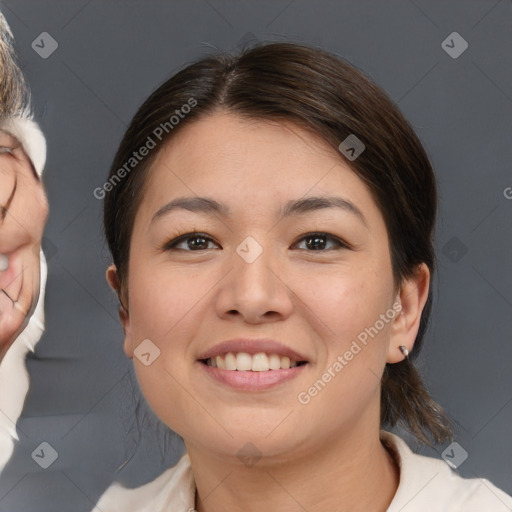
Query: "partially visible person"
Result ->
[[0, 11, 49, 473]]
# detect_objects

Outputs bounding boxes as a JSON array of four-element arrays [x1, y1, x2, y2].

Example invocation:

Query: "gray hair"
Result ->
[[0, 11, 32, 120]]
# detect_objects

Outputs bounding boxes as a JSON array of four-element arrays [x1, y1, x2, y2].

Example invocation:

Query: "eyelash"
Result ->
[[162, 231, 351, 252]]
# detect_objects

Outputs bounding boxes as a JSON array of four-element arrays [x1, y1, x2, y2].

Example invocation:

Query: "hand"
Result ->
[[0, 129, 48, 361]]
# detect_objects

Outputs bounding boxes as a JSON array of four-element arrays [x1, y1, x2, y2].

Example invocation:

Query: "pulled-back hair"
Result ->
[[103, 42, 453, 446]]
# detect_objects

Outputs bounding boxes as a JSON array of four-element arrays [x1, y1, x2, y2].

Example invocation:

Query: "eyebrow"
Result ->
[[151, 195, 368, 227]]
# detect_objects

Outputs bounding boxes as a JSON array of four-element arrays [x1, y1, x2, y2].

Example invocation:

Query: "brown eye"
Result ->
[[293, 232, 350, 251], [163, 232, 220, 251]]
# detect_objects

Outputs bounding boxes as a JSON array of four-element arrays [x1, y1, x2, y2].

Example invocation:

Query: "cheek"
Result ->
[[0, 166, 15, 206], [298, 263, 393, 344], [19, 179, 48, 242], [129, 268, 190, 337], [33, 186, 49, 238], [301, 264, 393, 394], [127, 261, 216, 359], [127, 264, 198, 432]]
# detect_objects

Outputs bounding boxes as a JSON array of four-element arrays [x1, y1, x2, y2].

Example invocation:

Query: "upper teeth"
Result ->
[[0, 254, 8, 272], [206, 352, 299, 371]]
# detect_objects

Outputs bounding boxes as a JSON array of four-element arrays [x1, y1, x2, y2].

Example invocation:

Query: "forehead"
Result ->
[[154, 112, 338, 172], [140, 112, 383, 226]]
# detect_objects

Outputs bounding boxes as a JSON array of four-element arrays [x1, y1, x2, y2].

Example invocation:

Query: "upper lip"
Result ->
[[197, 338, 309, 362]]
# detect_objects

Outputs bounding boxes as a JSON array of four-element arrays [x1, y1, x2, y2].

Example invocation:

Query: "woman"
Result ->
[[0, 11, 49, 473], [97, 42, 512, 511]]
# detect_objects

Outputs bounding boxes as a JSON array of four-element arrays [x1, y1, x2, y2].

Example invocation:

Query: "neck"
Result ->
[[187, 423, 399, 512]]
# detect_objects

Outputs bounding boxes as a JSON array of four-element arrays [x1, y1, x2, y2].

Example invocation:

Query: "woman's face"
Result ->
[[0, 129, 48, 359], [113, 112, 425, 461]]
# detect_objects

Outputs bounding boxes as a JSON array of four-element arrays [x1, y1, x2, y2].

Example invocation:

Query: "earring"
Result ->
[[399, 345, 409, 359]]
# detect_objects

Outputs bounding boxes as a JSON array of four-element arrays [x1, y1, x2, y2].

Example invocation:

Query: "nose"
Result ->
[[214, 238, 294, 324]]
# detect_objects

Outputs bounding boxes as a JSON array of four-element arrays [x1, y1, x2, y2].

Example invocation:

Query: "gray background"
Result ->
[[0, 0, 511, 510]]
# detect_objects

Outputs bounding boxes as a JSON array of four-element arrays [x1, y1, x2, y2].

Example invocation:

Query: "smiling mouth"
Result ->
[[200, 352, 308, 372]]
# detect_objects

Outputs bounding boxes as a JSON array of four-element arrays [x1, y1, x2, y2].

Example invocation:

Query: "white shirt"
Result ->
[[0, 113, 47, 475], [95, 430, 512, 511]]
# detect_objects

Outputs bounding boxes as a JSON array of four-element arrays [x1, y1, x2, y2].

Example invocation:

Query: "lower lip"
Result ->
[[198, 361, 307, 391]]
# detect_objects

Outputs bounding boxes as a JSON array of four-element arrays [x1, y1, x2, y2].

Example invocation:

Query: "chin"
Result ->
[[184, 420, 307, 463]]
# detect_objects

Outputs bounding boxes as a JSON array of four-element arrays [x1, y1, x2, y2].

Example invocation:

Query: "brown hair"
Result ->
[[103, 42, 453, 446]]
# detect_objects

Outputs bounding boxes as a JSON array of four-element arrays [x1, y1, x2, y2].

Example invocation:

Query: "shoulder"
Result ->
[[94, 453, 195, 512], [381, 431, 512, 512]]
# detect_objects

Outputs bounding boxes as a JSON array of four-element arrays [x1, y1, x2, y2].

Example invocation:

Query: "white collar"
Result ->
[[96, 430, 512, 511]]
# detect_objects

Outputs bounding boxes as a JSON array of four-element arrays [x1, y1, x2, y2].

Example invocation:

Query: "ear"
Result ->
[[386, 263, 430, 363], [106, 264, 133, 359]]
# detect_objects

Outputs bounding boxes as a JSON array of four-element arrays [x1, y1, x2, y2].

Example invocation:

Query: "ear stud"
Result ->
[[399, 345, 409, 359]]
